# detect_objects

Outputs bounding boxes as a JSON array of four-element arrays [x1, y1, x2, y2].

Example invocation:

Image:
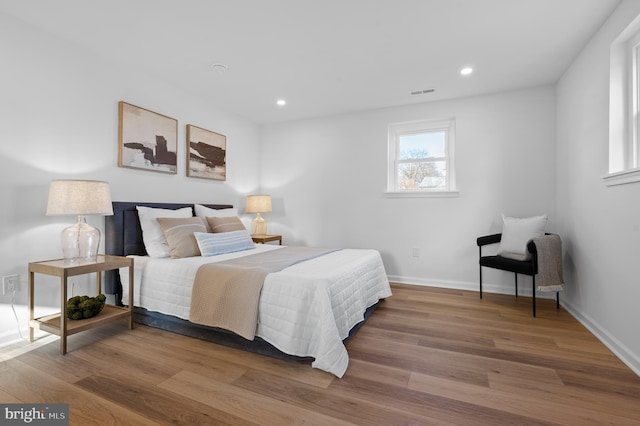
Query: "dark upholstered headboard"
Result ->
[[104, 201, 233, 302]]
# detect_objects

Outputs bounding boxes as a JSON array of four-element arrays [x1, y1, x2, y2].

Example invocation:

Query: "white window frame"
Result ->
[[633, 40, 640, 164], [386, 118, 458, 197], [605, 14, 640, 186]]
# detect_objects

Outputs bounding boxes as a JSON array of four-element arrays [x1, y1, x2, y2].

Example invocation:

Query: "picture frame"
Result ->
[[186, 124, 227, 181], [118, 101, 178, 174]]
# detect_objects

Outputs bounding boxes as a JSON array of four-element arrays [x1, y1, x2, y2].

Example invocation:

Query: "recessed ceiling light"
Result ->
[[460, 67, 473, 76], [276, 99, 286, 106]]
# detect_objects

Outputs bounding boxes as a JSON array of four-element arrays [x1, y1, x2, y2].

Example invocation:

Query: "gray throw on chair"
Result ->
[[532, 234, 564, 292]]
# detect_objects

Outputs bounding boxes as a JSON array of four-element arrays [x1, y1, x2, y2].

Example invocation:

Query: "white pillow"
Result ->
[[194, 204, 238, 232], [497, 214, 548, 261], [136, 206, 192, 258], [194, 204, 238, 218], [194, 230, 255, 257]]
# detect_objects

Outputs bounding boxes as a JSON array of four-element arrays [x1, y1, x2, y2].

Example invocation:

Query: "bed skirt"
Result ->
[[133, 300, 381, 364]]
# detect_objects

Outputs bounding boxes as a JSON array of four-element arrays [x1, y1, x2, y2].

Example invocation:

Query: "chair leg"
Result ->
[[532, 275, 536, 317], [514, 273, 518, 298], [478, 246, 483, 300], [556, 291, 560, 310]]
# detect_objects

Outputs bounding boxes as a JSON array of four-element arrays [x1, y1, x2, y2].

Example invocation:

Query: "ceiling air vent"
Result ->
[[411, 89, 435, 96]]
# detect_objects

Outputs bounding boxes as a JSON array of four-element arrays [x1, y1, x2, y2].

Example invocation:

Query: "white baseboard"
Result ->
[[0, 328, 29, 347], [560, 299, 640, 377], [387, 275, 640, 377], [387, 275, 557, 299], [0, 304, 57, 349]]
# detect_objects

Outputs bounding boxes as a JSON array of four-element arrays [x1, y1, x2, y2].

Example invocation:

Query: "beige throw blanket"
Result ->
[[533, 234, 564, 291], [190, 247, 337, 340]]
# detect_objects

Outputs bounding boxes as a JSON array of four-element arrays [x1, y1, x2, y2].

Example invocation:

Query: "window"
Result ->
[[634, 40, 640, 163], [625, 30, 640, 168], [387, 118, 457, 196], [605, 13, 640, 186]]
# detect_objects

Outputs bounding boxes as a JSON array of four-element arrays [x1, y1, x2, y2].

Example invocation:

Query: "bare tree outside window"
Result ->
[[397, 149, 439, 189], [387, 119, 456, 194]]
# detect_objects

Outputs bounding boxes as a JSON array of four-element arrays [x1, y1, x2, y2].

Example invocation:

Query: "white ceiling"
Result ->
[[1, 0, 621, 124]]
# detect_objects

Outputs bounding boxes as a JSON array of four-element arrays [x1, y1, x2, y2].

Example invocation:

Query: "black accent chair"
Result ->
[[477, 233, 560, 317]]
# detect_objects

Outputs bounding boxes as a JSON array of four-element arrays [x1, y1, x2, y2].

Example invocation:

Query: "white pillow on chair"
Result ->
[[497, 214, 547, 261]]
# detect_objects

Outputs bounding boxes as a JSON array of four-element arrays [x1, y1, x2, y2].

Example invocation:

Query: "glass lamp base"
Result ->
[[251, 213, 267, 235], [61, 215, 100, 262]]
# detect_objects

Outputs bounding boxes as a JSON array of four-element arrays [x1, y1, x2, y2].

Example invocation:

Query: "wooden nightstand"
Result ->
[[251, 234, 282, 245], [28, 254, 134, 354]]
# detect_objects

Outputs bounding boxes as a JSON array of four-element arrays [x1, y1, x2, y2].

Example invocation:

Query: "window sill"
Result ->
[[384, 190, 459, 198], [603, 168, 640, 186]]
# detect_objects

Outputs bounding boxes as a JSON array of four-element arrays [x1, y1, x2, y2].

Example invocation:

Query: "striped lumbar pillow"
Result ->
[[194, 230, 255, 257]]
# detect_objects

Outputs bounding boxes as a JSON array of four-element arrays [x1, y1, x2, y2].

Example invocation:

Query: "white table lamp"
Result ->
[[245, 194, 272, 235], [46, 180, 113, 262]]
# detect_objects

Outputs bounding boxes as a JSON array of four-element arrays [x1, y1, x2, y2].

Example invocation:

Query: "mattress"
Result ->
[[120, 245, 391, 377]]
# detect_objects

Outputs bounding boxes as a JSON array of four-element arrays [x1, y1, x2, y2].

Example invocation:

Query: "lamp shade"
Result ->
[[46, 179, 113, 262], [245, 195, 272, 214], [46, 180, 113, 216]]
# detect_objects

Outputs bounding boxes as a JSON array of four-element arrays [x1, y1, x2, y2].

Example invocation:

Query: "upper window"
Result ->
[[387, 118, 457, 195], [605, 13, 640, 186]]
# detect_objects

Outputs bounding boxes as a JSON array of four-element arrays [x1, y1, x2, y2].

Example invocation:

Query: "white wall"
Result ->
[[0, 13, 261, 342], [556, 0, 640, 375], [260, 86, 557, 293]]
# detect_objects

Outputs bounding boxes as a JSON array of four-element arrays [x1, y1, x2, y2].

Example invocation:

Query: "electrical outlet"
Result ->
[[412, 247, 420, 258], [2, 274, 19, 295]]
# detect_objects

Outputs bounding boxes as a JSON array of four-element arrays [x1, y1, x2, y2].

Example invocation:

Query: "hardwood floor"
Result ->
[[2, 283, 639, 425]]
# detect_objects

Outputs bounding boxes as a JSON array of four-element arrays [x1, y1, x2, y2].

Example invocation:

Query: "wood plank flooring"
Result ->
[[2, 283, 639, 425]]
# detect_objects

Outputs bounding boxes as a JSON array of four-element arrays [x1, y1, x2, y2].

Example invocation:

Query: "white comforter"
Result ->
[[121, 245, 391, 377]]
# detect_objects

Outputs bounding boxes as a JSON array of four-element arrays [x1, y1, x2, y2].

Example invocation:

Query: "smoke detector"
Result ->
[[211, 63, 228, 74]]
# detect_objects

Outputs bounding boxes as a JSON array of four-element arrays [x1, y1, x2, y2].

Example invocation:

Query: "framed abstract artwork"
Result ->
[[186, 124, 226, 181], [118, 101, 178, 174]]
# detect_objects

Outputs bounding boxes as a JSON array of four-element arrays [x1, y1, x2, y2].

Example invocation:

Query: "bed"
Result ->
[[104, 202, 392, 377]]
